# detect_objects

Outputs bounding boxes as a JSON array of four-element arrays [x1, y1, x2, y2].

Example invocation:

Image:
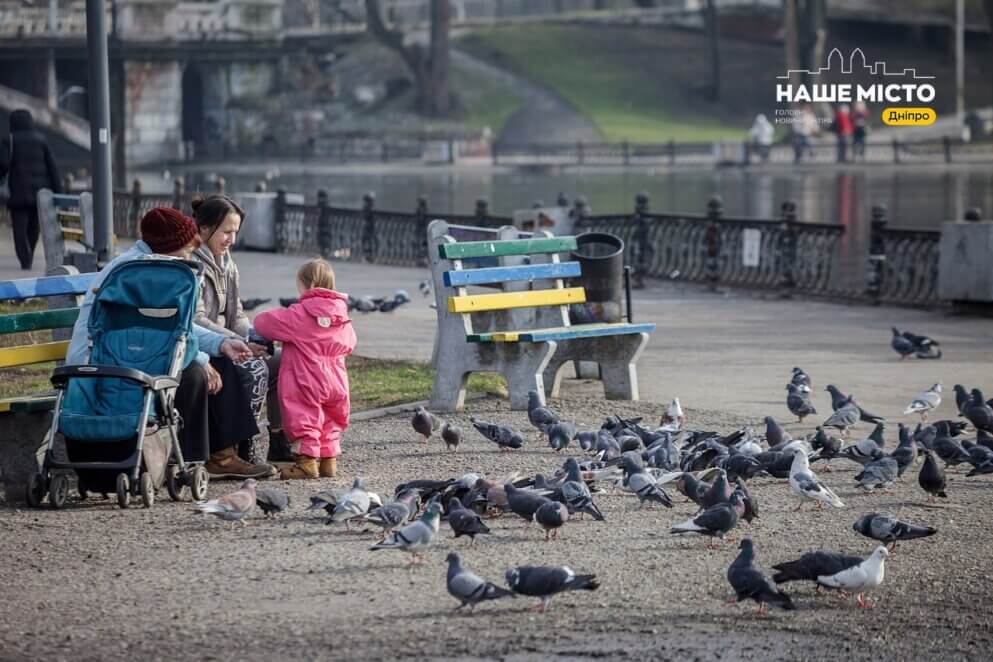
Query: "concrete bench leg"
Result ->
[[429, 365, 468, 413], [599, 333, 649, 400], [503, 340, 557, 410], [0, 411, 51, 503]]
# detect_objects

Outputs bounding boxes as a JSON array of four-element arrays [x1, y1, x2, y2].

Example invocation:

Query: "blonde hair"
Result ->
[[297, 258, 336, 291]]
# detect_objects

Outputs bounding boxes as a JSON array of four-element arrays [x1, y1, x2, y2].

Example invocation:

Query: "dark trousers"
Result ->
[[175, 361, 211, 462], [209, 356, 261, 453], [10, 205, 40, 270]]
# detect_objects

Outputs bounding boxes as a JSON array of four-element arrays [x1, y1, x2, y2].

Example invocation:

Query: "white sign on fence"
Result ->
[[742, 228, 762, 267]]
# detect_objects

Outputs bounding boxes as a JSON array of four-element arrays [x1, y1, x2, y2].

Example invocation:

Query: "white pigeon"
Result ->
[[817, 546, 889, 609], [903, 383, 942, 421], [661, 397, 684, 430], [789, 450, 845, 510], [329, 478, 373, 529]]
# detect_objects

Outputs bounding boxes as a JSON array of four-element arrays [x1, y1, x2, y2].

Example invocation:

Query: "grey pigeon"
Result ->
[[504, 565, 599, 612], [931, 434, 972, 466], [445, 552, 514, 611], [965, 442, 993, 476], [533, 501, 570, 541], [412, 406, 442, 442], [670, 491, 744, 546], [954, 384, 970, 415], [772, 550, 862, 586], [562, 458, 605, 521], [840, 422, 886, 465], [902, 329, 941, 358], [255, 486, 290, 518], [979, 428, 993, 451], [825, 385, 885, 424], [764, 416, 790, 447], [786, 383, 817, 422], [328, 478, 373, 530], [546, 421, 577, 452], [194, 479, 257, 524], [447, 497, 491, 545], [620, 454, 673, 508], [363, 490, 417, 539], [574, 430, 598, 452], [855, 450, 899, 492], [963, 389, 993, 432], [889, 424, 918, 477], [904, 383, 942, 422], [675, 472, 710, 507], [791, 366, 811, 391], [891, 327, 916, 359], [527, 390, 561, 433], [701, 470, 733, 510], [369, 502, 442, 566], [504, 484, 552, 524], [822, 396, 861, 434], [307, 488, 346, 514], [441, 422, 463, 452], [853, 512, 937, 550], [727, 539, 795, 614], [471, 417, 524, 451], [918, 450, 947, 502], [734, 481, 759, 524], [809, 427, 843, 464], [720, 452, 766, 482]]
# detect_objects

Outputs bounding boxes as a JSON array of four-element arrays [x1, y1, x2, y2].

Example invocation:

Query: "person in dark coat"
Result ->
[[0, 109, 62, 270]]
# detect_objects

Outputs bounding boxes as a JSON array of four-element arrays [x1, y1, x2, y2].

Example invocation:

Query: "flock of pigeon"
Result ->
[[191, 328, 993, 616]]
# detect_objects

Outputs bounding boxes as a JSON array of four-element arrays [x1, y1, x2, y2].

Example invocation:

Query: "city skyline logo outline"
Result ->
[[776, 47, 935, 81]]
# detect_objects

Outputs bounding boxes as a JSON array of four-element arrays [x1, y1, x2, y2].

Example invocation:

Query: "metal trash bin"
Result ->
[[569, 232, 625, 324]]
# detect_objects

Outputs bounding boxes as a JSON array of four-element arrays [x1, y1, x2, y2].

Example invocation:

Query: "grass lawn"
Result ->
[[452, 64, 524, 135], [0, 301, 55, 400], [459, 25, 750, 143], [348, 355, 505, 411]]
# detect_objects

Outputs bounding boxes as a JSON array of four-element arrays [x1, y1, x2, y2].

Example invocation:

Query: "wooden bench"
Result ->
[[427, 220, 656, 411], [37, 189, 99, 273], [0, 268, 94, 500]]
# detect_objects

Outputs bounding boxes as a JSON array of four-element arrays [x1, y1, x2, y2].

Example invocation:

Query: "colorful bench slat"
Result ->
[[0, 273, 96, 300], [0, 308, 80, 334], [439, 236, 578, 261], [0, 341, 71, 369], [447, 287, 586, 313], [467, 322, 657, 343], [0, 394, 57, 414], [443, 261, 582, 287]]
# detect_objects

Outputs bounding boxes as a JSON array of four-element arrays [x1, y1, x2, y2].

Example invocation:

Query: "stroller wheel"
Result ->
[[165, 465, 184, 502], [189, 465, 209, 502], [25, 472, 46, 508], [115, 473, 131, 509], [48, 474, 69, 509], [139, 473, 155, 508]]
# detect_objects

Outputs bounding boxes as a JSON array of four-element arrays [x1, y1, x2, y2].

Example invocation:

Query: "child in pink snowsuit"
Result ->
[[252, 259, 356, 479]]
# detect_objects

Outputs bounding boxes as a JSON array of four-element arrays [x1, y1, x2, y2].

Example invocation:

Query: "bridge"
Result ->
[[0, 83, 90, 150]]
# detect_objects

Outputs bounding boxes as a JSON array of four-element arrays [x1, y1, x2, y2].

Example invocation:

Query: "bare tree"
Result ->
[[364, 0, 451, 117], [783, 0, 801, 95]]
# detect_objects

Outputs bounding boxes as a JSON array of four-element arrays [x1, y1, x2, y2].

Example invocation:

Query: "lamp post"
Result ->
[[85, 0, 113, 263]]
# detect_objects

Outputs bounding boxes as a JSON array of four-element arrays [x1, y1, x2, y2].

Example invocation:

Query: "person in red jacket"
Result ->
[[252, 259, 356, 479], [833, 104, 854, 163]]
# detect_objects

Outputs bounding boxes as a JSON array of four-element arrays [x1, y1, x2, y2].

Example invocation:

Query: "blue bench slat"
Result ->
[[0, 273, 97, 300], [52, 194, 81, 209], [521, 323, 656, 342], [443, 261, 582, 287]]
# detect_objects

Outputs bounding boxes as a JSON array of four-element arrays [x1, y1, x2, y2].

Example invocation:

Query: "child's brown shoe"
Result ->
[[280, 455, 319, 479], [319, 457, 337, 478]]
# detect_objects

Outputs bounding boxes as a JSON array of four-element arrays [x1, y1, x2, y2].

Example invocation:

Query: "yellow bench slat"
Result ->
[[0, 341, 69, 368], [62, 228, 84, 239], [447, 287, 585, 313]]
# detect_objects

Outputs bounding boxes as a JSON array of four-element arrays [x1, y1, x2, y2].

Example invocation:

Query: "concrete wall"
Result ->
[[125, 60, 182, 165]]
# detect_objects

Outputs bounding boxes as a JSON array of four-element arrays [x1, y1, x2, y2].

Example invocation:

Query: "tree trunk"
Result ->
[[783, 0, 801, 98], [705, 0, 720, 102], [428, 0, 451, 116], [798, 0, 827, 82]]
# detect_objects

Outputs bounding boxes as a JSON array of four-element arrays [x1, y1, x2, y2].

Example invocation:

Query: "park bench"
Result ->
[[427, 220, 656, 411], [37, 189, 100, 273], [0, 267, 94, 500]]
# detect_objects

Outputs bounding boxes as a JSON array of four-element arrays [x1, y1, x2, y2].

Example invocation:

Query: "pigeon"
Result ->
[[574, 430, 598, 452], [753, 451, 794, 479], [902, 329, 941, 359], [809, 427, 843, 465], [720, 452, 767, 482], [816, 547, 889, 609], [786, 383, 817, 422], [734, 481, 759, 524], [255, 486, 290, 518], [306, 488, 347, 514], [369, 502, 442, 566], [670, 491, 744, 546], [918, 450, 947, 502], [963, 389, 993, 432], [674, 472, 710, 508], [825, 385, 885, 424], [791, 367, 812, 392], [904, 383, 942, 422], [194, 479, 257, 524], [471, 417, 524, 451], [931, 433, 972, 467], [446, 497, 491, 545], [789, 450, 845, 510], [822, 396, 861, 435], [561, 458, 605, 521], [240, 297, 272, 311], [763, 417, 790, 447], [891, 327, 916, 359], [440, 422, 462, 452], [954, 384, 971, 415], [854, 450, 899, 492], [533, 501, 570, 541], [412, 406, 442, 442], [965, 445, 993, 476], [701, 470, 733, 510], [772, 550, 863, 586], [363, 490, 417, 540], [726, 539, 795, 614], [979, 429, 993, 451], [504, 484, 552, 524], [279, 297, 299, 307], [504, 565, 599, 612], [890, 424, 918, 477], [661, 397, 685, 428], [445, 552, 514, 611], [328, 478, 373, 530], [527, 390, 560, 433], [620, 454, 673, 508], [853, 512, 937, 550], [546, 421, 577, 452], [840, 423, 887, 466]]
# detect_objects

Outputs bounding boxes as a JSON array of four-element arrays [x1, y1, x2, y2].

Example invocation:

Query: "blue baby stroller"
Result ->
[[25, 258, 210, 509]]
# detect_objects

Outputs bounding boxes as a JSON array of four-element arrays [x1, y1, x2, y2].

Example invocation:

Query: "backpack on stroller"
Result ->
[[26, 258, 210, 509]]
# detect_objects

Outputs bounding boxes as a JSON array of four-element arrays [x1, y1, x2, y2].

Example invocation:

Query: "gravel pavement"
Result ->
[[3, 393, 992, 661]]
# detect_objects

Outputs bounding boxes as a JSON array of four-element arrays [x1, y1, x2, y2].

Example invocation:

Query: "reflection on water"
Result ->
[[153, 163, 992, 289]]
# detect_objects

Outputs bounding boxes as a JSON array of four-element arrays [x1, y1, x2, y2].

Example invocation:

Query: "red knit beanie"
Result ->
[[140, 207, 199, 254]]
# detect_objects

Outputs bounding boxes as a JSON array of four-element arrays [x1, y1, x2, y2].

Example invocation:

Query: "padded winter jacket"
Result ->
[[191, 245, 251, 338], [0, 110, 61, 208]]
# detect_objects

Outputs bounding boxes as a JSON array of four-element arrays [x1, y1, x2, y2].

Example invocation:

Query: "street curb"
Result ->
[[349, 392, 490, 422]]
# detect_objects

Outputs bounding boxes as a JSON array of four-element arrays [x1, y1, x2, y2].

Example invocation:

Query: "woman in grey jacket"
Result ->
[[190, 194, 282, 465]]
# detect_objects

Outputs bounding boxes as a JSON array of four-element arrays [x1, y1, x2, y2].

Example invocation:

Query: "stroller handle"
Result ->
[[51, 365, 180, 392]]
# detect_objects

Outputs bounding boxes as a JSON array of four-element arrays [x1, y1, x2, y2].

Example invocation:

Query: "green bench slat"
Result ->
[[0, 273, 96, 300], [468, 322, 657, 343], [440, 236, 578, 260], [443, 262, 582, 287], [0, 307, 80, 334], [0, 393, 58, 414]]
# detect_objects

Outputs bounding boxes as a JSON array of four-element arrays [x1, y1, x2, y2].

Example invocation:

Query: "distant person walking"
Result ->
[[748, 114, 774, 163], [851, 102, 868, 161], [792, 105, 818, 163], [0, 109, 62, 270], [832, 104, 853, 163]]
